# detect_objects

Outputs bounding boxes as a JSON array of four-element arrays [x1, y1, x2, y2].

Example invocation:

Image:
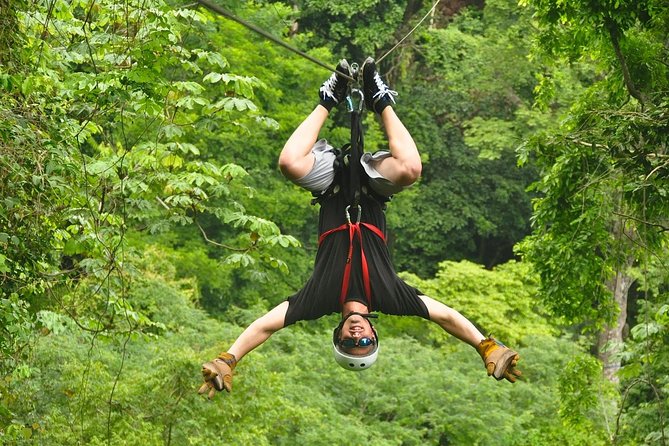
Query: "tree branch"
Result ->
[[612, 211, 669, 233], [566, 136, 609, 150], [605, 17, 648, 107], [195, 218, 250, 251]]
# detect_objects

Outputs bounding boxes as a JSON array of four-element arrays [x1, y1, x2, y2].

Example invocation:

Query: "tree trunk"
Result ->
[[597, 266, 634, 383]]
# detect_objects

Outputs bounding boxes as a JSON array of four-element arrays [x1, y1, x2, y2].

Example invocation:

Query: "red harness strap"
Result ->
[[318, 221, 386, 307]]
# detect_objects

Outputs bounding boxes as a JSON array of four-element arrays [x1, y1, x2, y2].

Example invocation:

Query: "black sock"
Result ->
[[374, 97, 392, 114], [319, 98, 336, 111]]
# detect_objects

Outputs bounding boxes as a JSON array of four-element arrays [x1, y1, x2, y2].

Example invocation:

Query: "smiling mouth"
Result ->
[[348, 319, 365, 329]]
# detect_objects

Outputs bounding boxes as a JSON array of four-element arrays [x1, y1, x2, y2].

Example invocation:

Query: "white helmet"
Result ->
[[332, 312, 379, 371], [332, 340, 379, 371]]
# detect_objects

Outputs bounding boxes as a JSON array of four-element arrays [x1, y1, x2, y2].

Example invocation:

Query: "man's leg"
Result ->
[[361, 58, 422, 186], [278, 106, 330, 181], [278, 60, 352, 181], [376, 106, 422, 186]]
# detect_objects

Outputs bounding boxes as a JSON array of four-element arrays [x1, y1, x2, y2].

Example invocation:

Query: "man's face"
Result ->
[[337, 313, 376, 356]]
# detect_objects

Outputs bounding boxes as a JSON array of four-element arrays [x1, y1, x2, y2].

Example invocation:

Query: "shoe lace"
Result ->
[[372, 72, 397, 103], [320, 73, 339, 100]]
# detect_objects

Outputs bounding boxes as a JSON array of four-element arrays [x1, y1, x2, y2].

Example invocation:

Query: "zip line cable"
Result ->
[[195, 0, 354, 81], [376, 0, 441, 65], [195, 0, 439, 78]]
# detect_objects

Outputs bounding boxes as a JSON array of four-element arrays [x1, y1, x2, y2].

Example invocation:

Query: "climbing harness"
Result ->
[[318, 205, 386, 307], [347, 64, 365, 207], [315, 73, 390, 309]]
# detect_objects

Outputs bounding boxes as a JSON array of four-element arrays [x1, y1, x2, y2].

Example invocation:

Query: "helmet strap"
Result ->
[[341, 311, 378, 322]]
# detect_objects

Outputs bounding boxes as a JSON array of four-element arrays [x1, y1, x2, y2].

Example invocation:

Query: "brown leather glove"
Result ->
[[198, 352, 237, 398], [476, 337, 522, 383]]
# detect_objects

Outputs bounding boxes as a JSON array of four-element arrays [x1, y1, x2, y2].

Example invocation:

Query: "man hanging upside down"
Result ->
[[198, 58, 522, 398]]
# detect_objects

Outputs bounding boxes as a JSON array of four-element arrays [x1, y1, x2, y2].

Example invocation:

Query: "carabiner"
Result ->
[[350, 62, 359, 80], [345, 204, 362, 224], [345, 62, 364, 113], [346, 88, 365, 113]]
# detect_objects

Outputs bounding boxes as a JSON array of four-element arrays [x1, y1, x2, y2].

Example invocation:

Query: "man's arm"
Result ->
[[419, 295, 484, 347], [227, 301, 289, 361], [419, 295, 522, 382], [199, 301, 289, 397]]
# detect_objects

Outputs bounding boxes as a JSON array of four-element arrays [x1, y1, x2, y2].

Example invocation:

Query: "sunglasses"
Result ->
[[338, 337, 376, 348]]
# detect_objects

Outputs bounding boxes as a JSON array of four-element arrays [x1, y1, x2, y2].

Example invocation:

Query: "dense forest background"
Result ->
[[1, 0, 667, 444]]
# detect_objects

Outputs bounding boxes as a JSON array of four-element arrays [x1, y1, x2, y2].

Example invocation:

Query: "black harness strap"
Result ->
[[319, 219, 386, 307], [346, 109, 364, 210]]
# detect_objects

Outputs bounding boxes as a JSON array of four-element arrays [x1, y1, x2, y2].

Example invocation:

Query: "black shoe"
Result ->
[[362, 57, 397, 114], [319, 59, 352, 111]]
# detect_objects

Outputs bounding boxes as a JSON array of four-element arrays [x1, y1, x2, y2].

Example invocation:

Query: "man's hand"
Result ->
[[198, 352, 237, 399], [476, 337, 522, 383]]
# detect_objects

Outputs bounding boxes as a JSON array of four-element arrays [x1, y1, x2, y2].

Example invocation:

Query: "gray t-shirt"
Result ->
[[294, 139, 405, 197]]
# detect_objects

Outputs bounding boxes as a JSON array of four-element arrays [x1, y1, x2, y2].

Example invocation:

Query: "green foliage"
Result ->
[[2, 0, 665, 444], [10, 254, 607, 446], [614, 253, 669, 444], [516, 102, 669, 327], [399, 260, 551, 346], [0, 295, 34, 365], [516, 141, 618, 325], [517, 0, 669, 325], [286, 0, 407, 60], [0, 0, 301, 313], [0, 0, 300, 438], [386, 0, 558, 274], [464, 117, 519, 161], [518, 0, 668, 441], [524, 0, 668, 105], [558, 355, 615, 433]]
